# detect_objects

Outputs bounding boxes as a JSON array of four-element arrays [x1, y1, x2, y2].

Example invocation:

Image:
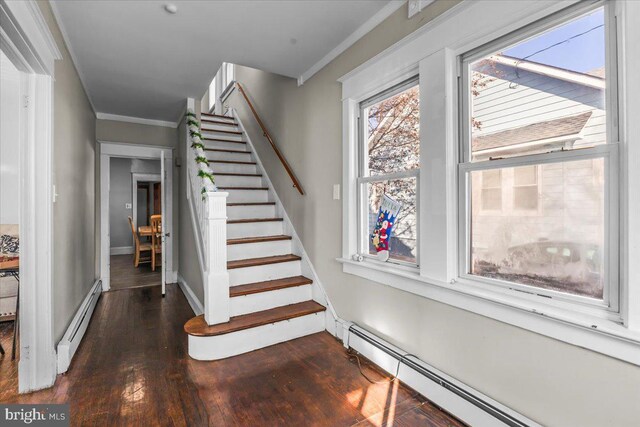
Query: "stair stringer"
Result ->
[[230, 108, 339, 336]]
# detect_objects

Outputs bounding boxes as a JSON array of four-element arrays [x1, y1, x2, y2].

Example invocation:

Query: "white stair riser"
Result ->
[[226, 189, 270, 204], [202, 115, 235, 123], [201, 123, 240, 132], [207, 151, 253, 163], [204, 140, 248, 151], [230, 284, 312, 316], [215, 175, 263, 187], [227, 239, 292, 261], [210, 163, 257, 174], [227, 220, 283, 239], [188, 311, 325, 360], [202, 131, 244, 142], [229, 260, 301, 286], [227, 204, 275, 220]]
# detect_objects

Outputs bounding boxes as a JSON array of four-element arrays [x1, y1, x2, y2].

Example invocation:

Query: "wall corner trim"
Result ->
[[297, 0, 406, 86], [56, 279, 102, 374], [96, 112, 179, 129]]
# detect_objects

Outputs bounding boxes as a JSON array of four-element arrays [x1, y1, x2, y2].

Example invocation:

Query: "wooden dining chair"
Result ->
[[149, 215, 162, 271], [128, 216, 152, 267]]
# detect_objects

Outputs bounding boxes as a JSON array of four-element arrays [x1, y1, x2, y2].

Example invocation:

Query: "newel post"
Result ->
[[204, 191, 230, 325]]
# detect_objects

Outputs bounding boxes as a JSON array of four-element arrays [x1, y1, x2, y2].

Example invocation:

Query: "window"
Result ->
[[480, 169, 502, 211], [460, 5, 618, 310], [358, 78, 419, 264], [513, 165, 539, 211]]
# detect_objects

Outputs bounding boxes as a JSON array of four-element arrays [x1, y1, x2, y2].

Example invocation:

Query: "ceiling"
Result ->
[[50, 1, 400, 123]]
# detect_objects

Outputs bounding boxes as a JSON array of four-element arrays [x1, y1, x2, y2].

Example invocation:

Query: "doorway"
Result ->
[[100, 143, 173, 295]]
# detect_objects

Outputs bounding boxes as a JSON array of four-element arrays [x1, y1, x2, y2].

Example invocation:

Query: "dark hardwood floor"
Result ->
[[109, 253, 161, 290], [0, 284, 464, 426]]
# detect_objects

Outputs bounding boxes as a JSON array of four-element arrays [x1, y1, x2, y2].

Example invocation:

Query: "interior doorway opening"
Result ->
[[100, 143, 174, 296]]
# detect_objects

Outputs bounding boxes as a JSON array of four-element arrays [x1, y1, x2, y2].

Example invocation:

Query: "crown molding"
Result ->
[[96, 112, 179, 128], [297, 0, 406, 86]]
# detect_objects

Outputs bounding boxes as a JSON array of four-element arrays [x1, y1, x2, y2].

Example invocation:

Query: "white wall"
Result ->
[[0, 50, 21, 225]]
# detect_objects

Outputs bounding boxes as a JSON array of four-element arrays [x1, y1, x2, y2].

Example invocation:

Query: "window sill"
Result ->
[[337, 257, 640, 366]]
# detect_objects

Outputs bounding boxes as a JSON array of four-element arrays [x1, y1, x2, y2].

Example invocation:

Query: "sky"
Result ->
[[503, 8, 605, 74]]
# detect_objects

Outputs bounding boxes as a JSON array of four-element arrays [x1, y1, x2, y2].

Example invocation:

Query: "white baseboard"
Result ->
[[56, 279, 102, 374], [110, 246, 134, 255], [177, 274, 204, 316], [339, 322, 540, 427]]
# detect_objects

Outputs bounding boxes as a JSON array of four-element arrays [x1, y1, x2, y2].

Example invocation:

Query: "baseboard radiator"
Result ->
[[57, 279, 102, 374], [344, 323, 540, 427]]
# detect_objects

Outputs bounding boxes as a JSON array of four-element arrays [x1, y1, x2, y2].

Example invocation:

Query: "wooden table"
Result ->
[[0, 257, 19, 360]]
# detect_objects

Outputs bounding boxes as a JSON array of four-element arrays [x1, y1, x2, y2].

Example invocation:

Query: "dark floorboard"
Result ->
[[1, 284, 464, 426], [109, 254, 161, 290]]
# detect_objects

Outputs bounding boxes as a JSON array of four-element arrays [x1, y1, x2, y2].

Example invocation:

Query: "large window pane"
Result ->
[[366, 177, 417, 263], [365, 85, 419, 176], [469, 8, 607, 161], [470, 158, 605, 299]]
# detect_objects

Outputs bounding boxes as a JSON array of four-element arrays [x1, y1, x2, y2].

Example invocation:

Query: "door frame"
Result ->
[[1, 0, 62, 392], [132, 173, 162, 233], [99, 142, 174, 291]]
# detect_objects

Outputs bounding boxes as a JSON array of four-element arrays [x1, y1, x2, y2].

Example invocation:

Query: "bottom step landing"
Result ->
[[184, 301, 326, 360]]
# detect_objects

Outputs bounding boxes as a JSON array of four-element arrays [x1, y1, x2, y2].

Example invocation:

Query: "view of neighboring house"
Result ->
[[470, 54, 606, 298]]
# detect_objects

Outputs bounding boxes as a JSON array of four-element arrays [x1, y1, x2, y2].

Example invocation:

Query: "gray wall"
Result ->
[[109, 158, 133, 249], [38, 1, 98, 343], [223, 2, 640, 426], [178, 103, 205, 304]]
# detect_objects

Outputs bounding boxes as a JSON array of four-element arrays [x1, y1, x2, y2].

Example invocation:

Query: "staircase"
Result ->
[[183, 110, 326, 360]]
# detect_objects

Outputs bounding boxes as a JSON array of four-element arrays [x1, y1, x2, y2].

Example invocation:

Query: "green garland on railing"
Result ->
[[198, 169, 215, 184], [195, 156, 209, 166], [191, 141, 204, 150]]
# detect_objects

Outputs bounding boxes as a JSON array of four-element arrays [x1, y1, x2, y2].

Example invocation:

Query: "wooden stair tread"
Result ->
[[184, 301, 325, 337], [230, 276, 313, 297], [227, 202, 275, 206], [201, 112, 235, 120], [218, 186, 268, 191], [227, 234, 291, 245], [202, 128, 243, 135], [205, 148, 250, 154], [209, 160, 256, 165], [201, 119, 238, 126], [203, 138, 246, 144], [228, 218, 283, 224], [227, 254, 301, 269], [213, 172, 262, 177]]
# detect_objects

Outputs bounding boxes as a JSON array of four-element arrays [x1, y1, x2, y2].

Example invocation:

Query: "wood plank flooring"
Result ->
[[109, 254, 161, 290], [0, 285, 464, 426]]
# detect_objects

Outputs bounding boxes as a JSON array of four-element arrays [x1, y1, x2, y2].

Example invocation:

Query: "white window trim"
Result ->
[[338, 0, 640, 366]]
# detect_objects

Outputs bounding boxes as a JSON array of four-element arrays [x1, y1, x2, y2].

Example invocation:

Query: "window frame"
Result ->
[[458, 1, 620, 318], [357, 77, 420, 267]]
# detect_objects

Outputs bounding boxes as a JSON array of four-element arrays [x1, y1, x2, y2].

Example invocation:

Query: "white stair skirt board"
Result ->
[[204, 140, 249, 151], [227, 220, 283, 239], [110, 246, 134, 255], [229, 260, 301, 286], [215, 175, 263, 187], [57, 279, 102, 374], [227, 239, 292, 261], [178, 274, 204, 316], [187, 311, 325, 360], [210, 163, 257, 174], [206, 151, 253, 163], [227, 205, 275, 220], [225, 189, 271, 204], [342, 323, 540, 427], [230, 284, 312, 316], [201, 131, 244, 142]]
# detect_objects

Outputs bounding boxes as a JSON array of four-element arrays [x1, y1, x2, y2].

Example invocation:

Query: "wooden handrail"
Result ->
[[235, 82, 305, 195]]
